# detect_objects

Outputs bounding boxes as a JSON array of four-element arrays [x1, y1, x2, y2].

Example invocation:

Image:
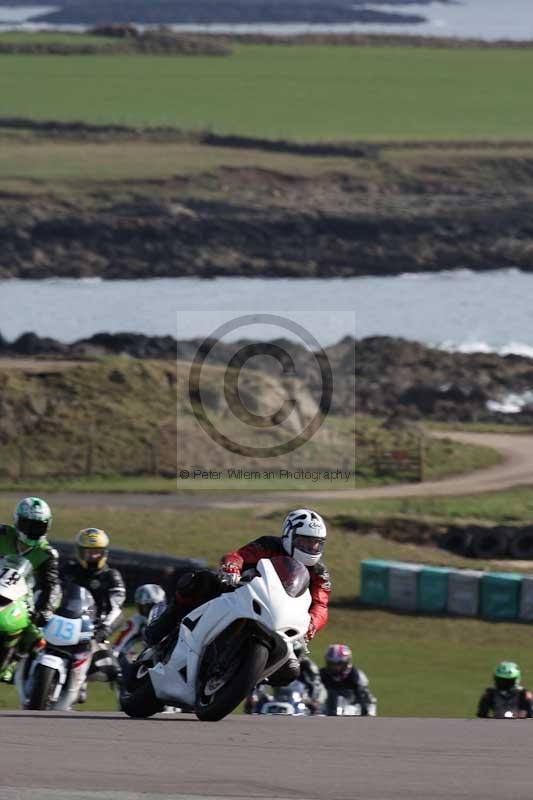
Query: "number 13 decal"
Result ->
[[54, 618, 75, 641]]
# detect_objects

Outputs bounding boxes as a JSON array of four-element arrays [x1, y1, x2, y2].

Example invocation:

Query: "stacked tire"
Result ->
[[441, 524, 533, 560]]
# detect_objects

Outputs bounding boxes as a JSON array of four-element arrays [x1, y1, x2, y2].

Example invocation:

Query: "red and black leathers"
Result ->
[[477, 686, 533, 718], [220, 535, 331, 638], [144, 536, 331, 648]]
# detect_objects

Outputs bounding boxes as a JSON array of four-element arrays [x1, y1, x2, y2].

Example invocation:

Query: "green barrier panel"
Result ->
[[417, 566, 449, 613], [360, 559, 391, 607], [480, 572, 522, 620], [389, 563, 422, 612], [447, 569, 484, 617]]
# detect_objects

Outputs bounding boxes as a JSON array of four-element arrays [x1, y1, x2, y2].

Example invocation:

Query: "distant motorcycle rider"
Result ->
[[61, 528, 126, 700], [294, 640, 326, 712], [245, 639, 326, 714], [477, 661, 533, 718], [115, 583, 166, 660], [320, 644, 377, 716], [144, 509, 331, 685]]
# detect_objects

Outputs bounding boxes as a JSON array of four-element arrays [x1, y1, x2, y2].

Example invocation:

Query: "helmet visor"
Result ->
[[79, 547, 106, 566], [495, 676, 517, 691], [17, 517, 49, 540], [138, 603, 154, 618], [293, 535, 324, 555], [327, 660, 349, 675]]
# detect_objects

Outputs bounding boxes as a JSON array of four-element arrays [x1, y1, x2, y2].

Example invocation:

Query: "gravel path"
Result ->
[[1, 431, 531, 511]]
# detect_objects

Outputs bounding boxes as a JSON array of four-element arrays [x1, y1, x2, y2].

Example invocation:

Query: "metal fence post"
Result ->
[[418, 435, 426, 483], [85, 429, 94, 476]]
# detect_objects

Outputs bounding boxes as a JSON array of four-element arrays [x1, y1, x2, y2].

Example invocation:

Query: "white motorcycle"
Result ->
[[120, 555, 311, 722], [259, 680, 311, 716], [16, 583, 96, 710]]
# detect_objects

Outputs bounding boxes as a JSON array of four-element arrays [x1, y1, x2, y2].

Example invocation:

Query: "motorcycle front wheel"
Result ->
[[120, 670, 165, 719], [195, 641, 269, 722], [27, 664, 59, 710]]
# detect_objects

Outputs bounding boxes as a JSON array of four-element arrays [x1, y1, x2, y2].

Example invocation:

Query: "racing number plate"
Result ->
[[44, 615, 82, 646]]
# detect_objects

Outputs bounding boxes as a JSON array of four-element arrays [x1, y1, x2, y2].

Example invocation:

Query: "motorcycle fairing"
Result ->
[[149, 558, 310, 706]]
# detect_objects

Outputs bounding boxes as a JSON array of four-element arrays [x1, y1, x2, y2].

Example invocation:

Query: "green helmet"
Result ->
[[494, 661, 521, 690], [14, 497, 52, 547]]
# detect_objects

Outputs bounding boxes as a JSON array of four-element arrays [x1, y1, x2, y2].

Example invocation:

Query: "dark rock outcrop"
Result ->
[[2, 333, 533, 423]]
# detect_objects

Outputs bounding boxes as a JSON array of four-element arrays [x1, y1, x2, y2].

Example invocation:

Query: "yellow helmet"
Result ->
[[75, 528, 110, 571]]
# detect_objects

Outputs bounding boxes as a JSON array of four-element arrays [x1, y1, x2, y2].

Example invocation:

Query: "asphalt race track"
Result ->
[[1, 712, 532, 800]]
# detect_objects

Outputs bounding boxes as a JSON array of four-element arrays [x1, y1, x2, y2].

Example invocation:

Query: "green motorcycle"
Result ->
[[0, 555, 33, 681]]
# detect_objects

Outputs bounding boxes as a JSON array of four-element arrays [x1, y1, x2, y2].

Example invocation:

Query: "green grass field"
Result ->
[[2, 45, 533, 139], [1, 494, 533, 715], [316, 485, 533, 525]]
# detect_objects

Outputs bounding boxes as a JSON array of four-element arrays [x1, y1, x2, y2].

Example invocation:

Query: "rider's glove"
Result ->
[[217, 562, 241, 587], [305, 620, 317, 641], [32, 609, 51, 628], [31, 637, 46, 655]]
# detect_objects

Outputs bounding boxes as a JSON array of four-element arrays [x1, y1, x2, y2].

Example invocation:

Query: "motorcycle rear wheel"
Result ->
[[27, 664, 59, 710], [195, 641, 269, 722]]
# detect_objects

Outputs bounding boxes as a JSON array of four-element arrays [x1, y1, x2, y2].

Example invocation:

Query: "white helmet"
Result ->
[[134, 584, 166, 617], [281, 508, 327, 567], [14, 496, 52, 547]]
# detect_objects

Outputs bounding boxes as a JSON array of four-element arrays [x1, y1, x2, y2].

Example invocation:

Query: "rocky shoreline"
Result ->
[[25, 0, 427, 26], [2, 333, 533, 424], [2, 133, 533, 280]]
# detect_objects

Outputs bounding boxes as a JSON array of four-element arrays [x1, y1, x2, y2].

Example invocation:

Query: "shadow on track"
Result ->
[[0, 711, 197, 721]]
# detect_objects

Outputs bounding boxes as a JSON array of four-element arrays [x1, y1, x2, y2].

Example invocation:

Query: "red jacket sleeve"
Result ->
[[220, 537, 280, 572], [309, 568, 331, 633]]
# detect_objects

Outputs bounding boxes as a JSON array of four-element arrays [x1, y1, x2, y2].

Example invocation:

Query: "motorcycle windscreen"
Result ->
[[270, 556, 310, 598], [56, 584, 95, 620]]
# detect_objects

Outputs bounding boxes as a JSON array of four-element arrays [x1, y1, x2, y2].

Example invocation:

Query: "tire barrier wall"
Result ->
[[336, 517, 533, 560], [441, 525, 533, 560], [51, 540, 206, 602], [360, 559, 533, 621]]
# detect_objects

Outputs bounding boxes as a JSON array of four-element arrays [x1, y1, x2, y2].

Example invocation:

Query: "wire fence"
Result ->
[[1, 438, 423, 483]]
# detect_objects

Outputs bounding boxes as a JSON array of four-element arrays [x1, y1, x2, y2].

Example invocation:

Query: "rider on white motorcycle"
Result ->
[[144, 509, 331, 685]]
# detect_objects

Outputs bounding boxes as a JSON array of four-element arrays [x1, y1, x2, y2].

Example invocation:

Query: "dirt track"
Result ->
[[1, 712, 531, 800], [1, 431, 531, 512]]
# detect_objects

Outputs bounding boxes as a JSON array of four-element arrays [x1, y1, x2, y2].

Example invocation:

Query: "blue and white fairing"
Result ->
[[149, 557, 311, 707]]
